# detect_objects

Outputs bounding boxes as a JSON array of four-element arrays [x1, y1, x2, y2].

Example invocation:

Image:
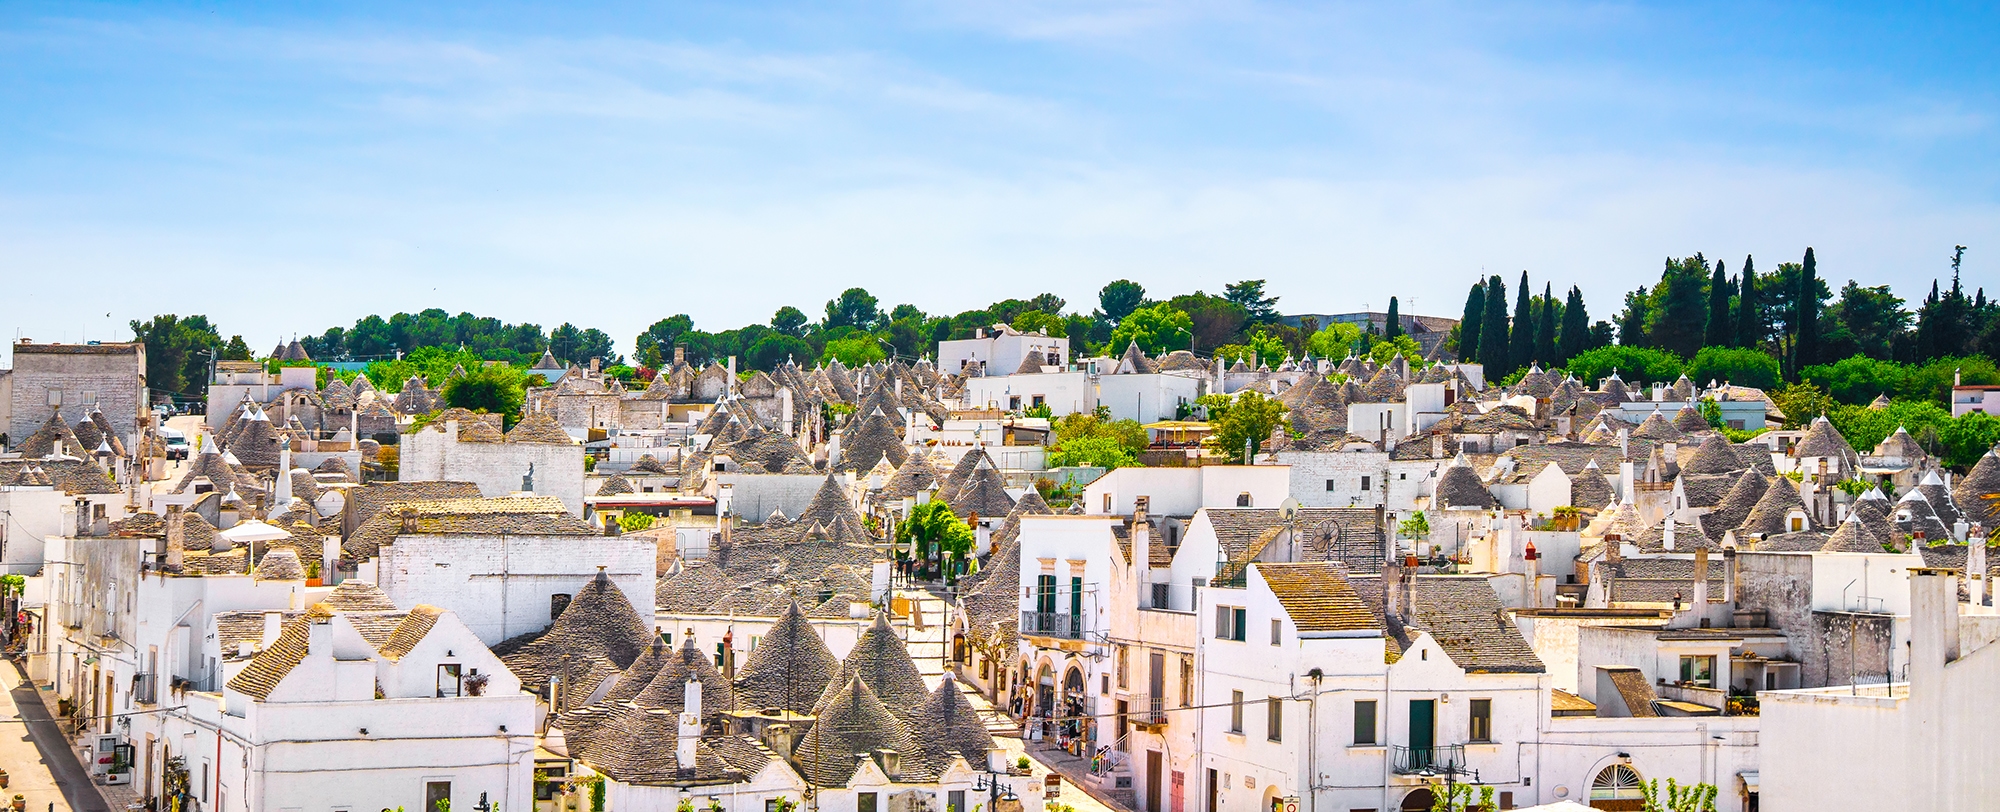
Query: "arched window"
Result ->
[[1590, 764, 1646, 810], [1397, 788, 1434, 811]]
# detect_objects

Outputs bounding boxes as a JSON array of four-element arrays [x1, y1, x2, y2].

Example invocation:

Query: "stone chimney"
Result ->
[[1691, 546, 1709, 624], [678, 678, 703, 768], [590, 356, 601, 374], [1970, 528, 1989, 608], [261, 611, 284, 647], [1663, 515, 1676, 551], [1132, 495, 1151, 577], [165, 505, 185, 572], [1909, 568, 1961, 692]]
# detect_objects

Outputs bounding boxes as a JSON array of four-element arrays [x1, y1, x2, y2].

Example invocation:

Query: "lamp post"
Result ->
[[971, 752, 1020, 812]]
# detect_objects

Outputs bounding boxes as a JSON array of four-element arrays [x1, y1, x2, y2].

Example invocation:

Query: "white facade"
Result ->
[[937, 330, 1069, 378], [1097, 372, 1204, 423], [376, 531, 657, 645], [399, 418, 589, 515], [1081, 465, 1292, 518], [962, 371, 1095, 416]]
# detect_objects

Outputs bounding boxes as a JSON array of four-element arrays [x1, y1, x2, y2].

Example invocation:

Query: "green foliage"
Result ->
[[1479, 273, 1511, 372], [130, 314, 225, 401], [1640, 778, 1718, 812], [1565, 346, 1685, 387], [1688, 346, 1781, 390], [0, 574, 24, 597], [1456, 281, 1486, 361], [1023, 402, 1054, 419], [1049, 435, 1138, 469], [1823, 398, 2000, 470], [548, 322, 620, 366], [819, 335, 887, 367], [1013, 310, 1068, 337], [1397, 512, 1430, 541], [771, 306, 810, 337], [362, 346, 491, 393], [1218, 331, 1288, 368], [1204, 390, 1287, 463], [1770, 382, 1834, 429], [1426, 782, 1492, 812], [1108, 302, 1194, 354], [898, 500, 977, 581], [617, 512, 655, 533], [1168, 293, 1248, 353], [1368, 334, 1423, 366], [1054, 412, 1150, 455], [442, 364, 530, 428], [1307, 322, 1364, 360], [1099, 280, 1147, 323], [1224, 279, 1281, 324], [824, 287, 883, 331]]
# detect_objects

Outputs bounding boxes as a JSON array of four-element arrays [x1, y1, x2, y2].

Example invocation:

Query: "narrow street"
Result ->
[[2, 660, 104, 812]]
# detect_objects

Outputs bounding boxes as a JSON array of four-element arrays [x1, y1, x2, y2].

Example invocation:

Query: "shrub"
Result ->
[[1564, 346, 1684, 388]]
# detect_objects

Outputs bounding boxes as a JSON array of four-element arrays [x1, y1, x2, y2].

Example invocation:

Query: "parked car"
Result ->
[[162, 428, 189, 461]]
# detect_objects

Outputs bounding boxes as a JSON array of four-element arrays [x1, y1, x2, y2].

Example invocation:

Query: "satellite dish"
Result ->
[[315, 490, 346, 519], [1278, 497, 1299, 522]]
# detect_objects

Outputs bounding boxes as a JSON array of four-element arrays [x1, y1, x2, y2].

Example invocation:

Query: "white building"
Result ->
[[397, 411, 589, 515], [937, 326, 1070, 378]]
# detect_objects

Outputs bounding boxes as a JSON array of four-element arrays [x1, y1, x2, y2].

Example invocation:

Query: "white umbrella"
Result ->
[[219, 519, 291, 543]]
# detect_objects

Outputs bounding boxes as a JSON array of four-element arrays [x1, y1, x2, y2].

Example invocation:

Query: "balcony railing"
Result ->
[[1390, 744, 1466, 775], [1021, 611, 1082, 639], [1127, 693, 1167, 726]]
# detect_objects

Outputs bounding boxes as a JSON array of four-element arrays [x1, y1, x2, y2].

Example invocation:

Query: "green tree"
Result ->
[[1054, 411, 1150, 456], [1099, 280, 1147, 324], [1507, 271, 1534, 376], [1617, 287, 1652, 346], [220, 335, 253, 361], [897, 500, 976, 582], [1012, 310, 1068, 337], [1456, 280, 1486, 361], [1770, 382, 1835, 429], [1794, 247, 1822, 373], [1736, 255, 1761, 348], [1385, 297, 1403, 340], [1565, 346, 1684, 387], [442, 364, 529, 427], [1224, 280, 1281, 324], [1109, 302, 1194, 354], [1688, 347, 1780, 390], [634, 314, 695, 363], [1706, 260, 1733, 347], [819, 335, 886, 367], [1048, 435, 1138, 469], [1823, 282, 1910, 361], [1367, 334, 1423, 366], [1170, 293, 1249, 353], [1478, 274, 1510, 373], [771, 306, 810, 337], [1533, 283, 1557, 366], [1204, 390, 1287, 464], [824, 288, 883, 331], [1557, 285, 1590, 365], [1307, 322, 1364, 361], [130, 314, 225, 401], [1648, 254, 1711, 359], [1801, 355, 1910, 405], [746, 333, 812, 371]]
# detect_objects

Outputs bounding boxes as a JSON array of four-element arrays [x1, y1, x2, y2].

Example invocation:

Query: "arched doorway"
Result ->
[[1398, 788, 1435, 811], [1037, 663, 1056, 717], [952, 633, 968, 664], [1590, 764, 1646, 811]]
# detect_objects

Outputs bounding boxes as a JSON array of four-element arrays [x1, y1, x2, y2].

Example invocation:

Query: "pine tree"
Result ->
[[1457, 281, 1486, 363], [1557, 285, 1589, 364], [1534, 282, 1557, 366], [1736, 255, 1760, 349], [1508, 271, 1534, 375], [1706, 260, 1733, 347], [1479, 274, 1510, 373], [1385, 297, 1403, 340], [1794, 247, 1821, 372]]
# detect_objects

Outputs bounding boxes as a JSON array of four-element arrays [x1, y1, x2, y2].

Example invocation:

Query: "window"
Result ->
[[46, 388, 62, 407], [1361, 476, 1371, 492], [1214, 606, 1247, 641], [550, 593, 572, 620], [1353, 700, 1377, 745], [949, 790, 966, 812], [80, 390, 96, 405], [436, 663, 462, 698], [1270, 618, 1282, 646], [1591, 765, 1644, 804], [859, 792, 879, 812], [1468, 699, 1492, 742], [1032, 394, 1047, 408], [1180, 656, 1194, 707], [1236, 492, 1253, 507], [1229, 691, 1244, 733], [1117, 646, 1129, 688], [1102, 674, 1110, 695], [1789, 516, 1805, 532], [1104, 494, 1113, 512], [1680, 655, 1716, 688], [715, 643, 726, 668], [426, 781, 452, 812], [1399, 473, 1407, 480], [1325, 479, 1337, 492], [1266, 697, 1283, 742], [1009, 396, 1023, 411]]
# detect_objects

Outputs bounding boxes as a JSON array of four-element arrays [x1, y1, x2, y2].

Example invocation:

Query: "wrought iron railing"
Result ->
[[1020, 611, 1082, 639], [1390, 744, 1466, 775]]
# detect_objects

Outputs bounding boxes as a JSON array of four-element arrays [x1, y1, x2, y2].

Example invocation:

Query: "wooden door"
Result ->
[[1146, 751, 1163, 812]]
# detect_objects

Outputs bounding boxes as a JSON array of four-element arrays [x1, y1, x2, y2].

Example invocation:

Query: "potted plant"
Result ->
[[1016, 756, 1032, 774]]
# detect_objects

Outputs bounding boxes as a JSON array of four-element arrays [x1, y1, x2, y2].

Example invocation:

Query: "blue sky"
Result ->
[[3, 1, 1996, 360]]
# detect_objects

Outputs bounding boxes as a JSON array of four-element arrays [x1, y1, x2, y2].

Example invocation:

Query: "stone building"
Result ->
[[7, 340, 147, 449]]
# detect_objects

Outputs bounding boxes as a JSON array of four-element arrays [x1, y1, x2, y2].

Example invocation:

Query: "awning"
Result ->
[[1738, 771, 1759, 793]]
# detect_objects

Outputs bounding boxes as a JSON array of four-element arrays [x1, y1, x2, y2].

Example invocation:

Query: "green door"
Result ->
[[1408, 699, 1436, 768]]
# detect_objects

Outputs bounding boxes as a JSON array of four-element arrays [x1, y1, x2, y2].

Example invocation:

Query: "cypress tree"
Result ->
[[1385, 297, 1403, 340], [1534, 282, 1557, 366], [1794, 247, 1820, 371], [1706, 260, 1732, 347], [1457, 281, 1486, 362], [1557, 285, 1589, 365], [1735, 255, 1759, 349], [1508, 271, 1534, 375], [1479, 274, 1510, 373]]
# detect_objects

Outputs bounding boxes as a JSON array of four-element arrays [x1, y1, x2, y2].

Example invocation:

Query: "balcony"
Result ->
[[1390, 744, 1466, 775], [1021, 611, 1082, 639], [1127, 694, 1167, 728]]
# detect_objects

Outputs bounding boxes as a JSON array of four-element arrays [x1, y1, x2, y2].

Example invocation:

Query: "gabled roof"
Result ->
[[1115, 341, 1159, 375], [507, 412, 576, 444], [1257, 562, 1378, 634]]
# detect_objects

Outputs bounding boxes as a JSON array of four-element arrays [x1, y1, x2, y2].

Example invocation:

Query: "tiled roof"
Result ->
[[0, 459, 115, 495], [18, 409, 83, 457], [1630, 411, 1686, 442], [597, 474, 635, 496], [376, 605, 445, 661], [837, 409, 908, 473], [226, 606, 325, 699], [631, 640, 736, 717], [1204, 507, 1386, 576], [1738, 475, 1810, 537], [1918, 471, 1964, 527], [1435, 463, 1497, 509], [1955, 450, 2000, 528], [253, 548, 306, 580], [1570, 462, 1616, 510], [344, 496, 593, 560], [1794, 416, 1859, 465], [1678, 474, 1736, 509], [1605, 667, 1659, 717], [819, 614, 931, 724], [878, 449, 941, 500], [1257, 562, 1379, 633], [1672, 406, 1711, 433], [913, 676, 996, 773], [1406, 577, 1545, 673], [948, 455, 1015, 520], [1699, 469, 1770, 541], [508, 412, 577, 444], [323, 580, 402, 612], [1681, 434, 1743, 476], [346, 480, 485, 531], [1820, 514, 1883, 553]]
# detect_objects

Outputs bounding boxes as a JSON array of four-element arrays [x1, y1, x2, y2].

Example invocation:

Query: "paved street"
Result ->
[[2, 660, 105, 812]]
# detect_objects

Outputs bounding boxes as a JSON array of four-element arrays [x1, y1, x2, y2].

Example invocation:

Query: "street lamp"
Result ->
[[971, 750, 1021, 812]]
